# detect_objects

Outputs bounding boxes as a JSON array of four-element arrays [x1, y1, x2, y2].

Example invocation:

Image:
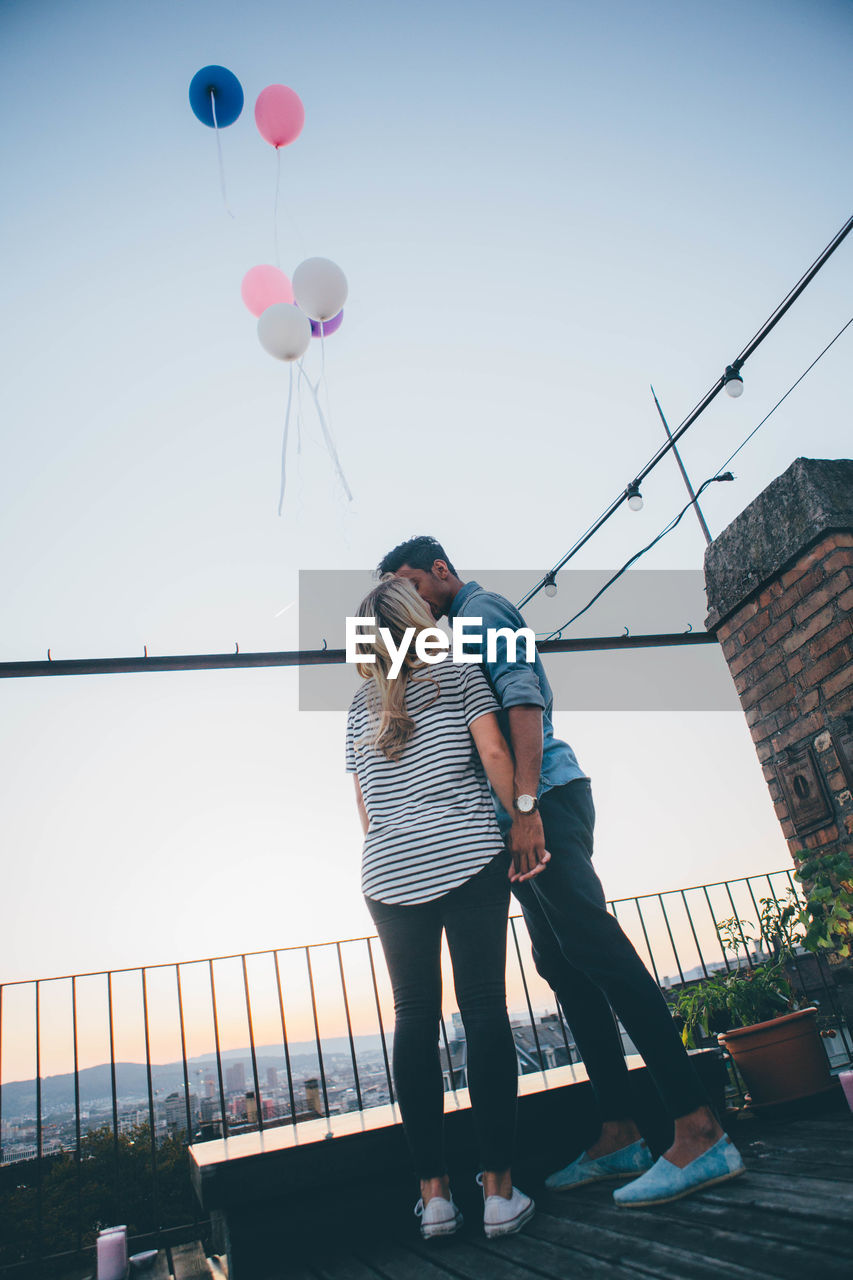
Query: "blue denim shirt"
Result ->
[[447, 581, 587, 829]]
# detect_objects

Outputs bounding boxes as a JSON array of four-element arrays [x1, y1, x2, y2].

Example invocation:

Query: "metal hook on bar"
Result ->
[[144, 645, 148, 658], [685, 622, 693, 633], [47, 649, 52, 661], [623, 626, 630, 637], [235, 643, 240, 655], [321, 638, 328, 651]]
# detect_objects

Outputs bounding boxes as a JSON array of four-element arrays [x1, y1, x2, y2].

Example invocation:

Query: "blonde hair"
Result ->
[[353, 575, 442, 761]]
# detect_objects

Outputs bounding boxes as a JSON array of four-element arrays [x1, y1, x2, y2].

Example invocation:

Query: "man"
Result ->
[[377, 535, 744, 1207]]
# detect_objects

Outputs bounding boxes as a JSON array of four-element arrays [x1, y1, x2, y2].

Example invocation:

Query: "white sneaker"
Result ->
[[414, 1193, 463, 1239], [476, 1173, 535, 1239]]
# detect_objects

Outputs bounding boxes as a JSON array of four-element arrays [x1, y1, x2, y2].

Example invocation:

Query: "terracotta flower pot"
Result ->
[[718, 1007, 834, 1109]]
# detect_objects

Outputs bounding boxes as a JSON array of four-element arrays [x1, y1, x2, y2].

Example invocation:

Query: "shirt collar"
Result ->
[[447, 580, 482, 621]]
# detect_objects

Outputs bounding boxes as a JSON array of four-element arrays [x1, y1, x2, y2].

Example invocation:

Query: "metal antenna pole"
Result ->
[[650, 384, 713, 546]]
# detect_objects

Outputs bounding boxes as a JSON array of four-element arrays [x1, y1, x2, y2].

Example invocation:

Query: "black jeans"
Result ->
[[511, 778, 708, 1123], [366, 851, 518, 1179]]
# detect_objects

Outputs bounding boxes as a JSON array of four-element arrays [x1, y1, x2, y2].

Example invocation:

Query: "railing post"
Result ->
[[241, 955, 264, 1133], [336, 943, 363, 1111], [366, 937, 395, 1105], [273, 952, 298, 1124], [208, 961, 228, 1138], [305, 948, 331, 1119]]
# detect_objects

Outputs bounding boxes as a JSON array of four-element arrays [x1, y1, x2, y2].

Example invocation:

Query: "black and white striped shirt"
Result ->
[[345, 657, 506, 905]]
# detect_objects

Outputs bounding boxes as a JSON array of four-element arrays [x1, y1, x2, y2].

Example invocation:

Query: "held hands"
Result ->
[[507, 812, 551, 882]]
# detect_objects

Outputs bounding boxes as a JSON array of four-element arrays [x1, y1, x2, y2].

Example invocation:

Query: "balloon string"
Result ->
[[319, 321, 333, 436], [296, 361, 304, 454], [274, 146, 282, 268], [297, 361, 353, 502], [210, 91, 235, 218], [277, 363, 295, 516]]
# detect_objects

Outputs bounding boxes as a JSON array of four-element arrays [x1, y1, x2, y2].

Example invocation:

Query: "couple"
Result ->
[[345, 536, 744, 1240]]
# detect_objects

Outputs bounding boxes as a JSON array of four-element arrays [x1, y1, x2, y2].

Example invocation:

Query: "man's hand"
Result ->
[[508, 812, 550, 882]]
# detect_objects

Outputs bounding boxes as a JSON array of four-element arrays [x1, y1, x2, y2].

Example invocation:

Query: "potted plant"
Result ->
[[673, 905, 835, 1110]]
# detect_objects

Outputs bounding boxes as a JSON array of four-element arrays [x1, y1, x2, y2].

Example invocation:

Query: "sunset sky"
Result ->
[[1, 1, 851, 1079]]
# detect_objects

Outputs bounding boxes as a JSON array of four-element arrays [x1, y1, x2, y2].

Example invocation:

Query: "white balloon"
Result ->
[[292, 257, 349, 322], [257, 303, 312, 362]]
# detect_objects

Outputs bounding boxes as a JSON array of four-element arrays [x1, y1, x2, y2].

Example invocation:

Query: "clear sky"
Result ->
[[1, 0, 851, 1009]]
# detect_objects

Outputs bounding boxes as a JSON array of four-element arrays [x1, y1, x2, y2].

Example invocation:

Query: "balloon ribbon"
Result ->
[[210, 91, 235, 218], [277, 365, 295, 516], [297, 362, 353, 502]]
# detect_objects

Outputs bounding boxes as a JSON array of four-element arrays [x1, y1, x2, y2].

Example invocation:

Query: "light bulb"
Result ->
[[724, 366, 744, 398], [627, 482, 644, 511], [544, 579, 558, 598]]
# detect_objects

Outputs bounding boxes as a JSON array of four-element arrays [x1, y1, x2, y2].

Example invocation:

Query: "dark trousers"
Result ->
[[511, 778, 708, 1123], [366, 851, 518, 1179]]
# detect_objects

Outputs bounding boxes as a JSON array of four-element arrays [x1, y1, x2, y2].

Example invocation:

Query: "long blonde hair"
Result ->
[[354, 575, 442, 761]]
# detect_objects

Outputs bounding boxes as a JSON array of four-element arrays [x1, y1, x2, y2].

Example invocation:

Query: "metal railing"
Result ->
[[1, 867, 850, 1274]]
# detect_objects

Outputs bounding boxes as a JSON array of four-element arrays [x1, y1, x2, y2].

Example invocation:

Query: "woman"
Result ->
[[346, 575, 547, 1239]]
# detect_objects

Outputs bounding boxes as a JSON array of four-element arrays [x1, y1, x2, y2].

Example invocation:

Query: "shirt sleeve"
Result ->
[[345, 706, 357, 773], [461, 592, 546, 711], [456, 660, 500, 727]]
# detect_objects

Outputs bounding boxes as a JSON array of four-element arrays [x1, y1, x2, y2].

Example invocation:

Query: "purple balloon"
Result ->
[[310, 309, 344, 338]]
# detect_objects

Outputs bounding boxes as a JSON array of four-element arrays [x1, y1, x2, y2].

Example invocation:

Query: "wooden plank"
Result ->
[[524, 1207, 778, 1280], [314, 1256, 388, 1280], [461, 1230, 652, 1278], [171, 1241, 213, 1278], [641, 1193, 853, 1257], [542, 1191, 834, 1280], [406, 1237, 552, 1280], [352, 1239, 458, 1279], [700, 1170, 853, 1218]]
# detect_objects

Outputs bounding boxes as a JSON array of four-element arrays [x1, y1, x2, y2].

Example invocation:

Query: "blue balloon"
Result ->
[[189, 65, 244, 128]]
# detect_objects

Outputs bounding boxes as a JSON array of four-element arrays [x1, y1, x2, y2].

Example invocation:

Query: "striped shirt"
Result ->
[[345, 657, 507, 905]]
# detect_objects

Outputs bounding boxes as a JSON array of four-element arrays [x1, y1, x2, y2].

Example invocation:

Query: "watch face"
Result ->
[[516, 795, 535, 813]]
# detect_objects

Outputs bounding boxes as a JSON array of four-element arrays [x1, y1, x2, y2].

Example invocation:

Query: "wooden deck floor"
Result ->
[[273, 1108, 853, 1280]]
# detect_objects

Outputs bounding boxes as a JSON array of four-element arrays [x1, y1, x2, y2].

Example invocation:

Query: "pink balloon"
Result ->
[[241, 265, 294, 317], [254, 85, 305, 148]]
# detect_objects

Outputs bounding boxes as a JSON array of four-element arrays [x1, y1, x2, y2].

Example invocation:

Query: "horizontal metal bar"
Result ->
[[0, 631, 718, 680]]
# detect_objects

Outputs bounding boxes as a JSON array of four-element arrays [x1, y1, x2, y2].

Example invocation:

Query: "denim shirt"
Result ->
[[447, 581, 587, 828]]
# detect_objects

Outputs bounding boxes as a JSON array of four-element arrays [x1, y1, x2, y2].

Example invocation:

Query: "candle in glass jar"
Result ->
[[97, 1226, 128, 1279]]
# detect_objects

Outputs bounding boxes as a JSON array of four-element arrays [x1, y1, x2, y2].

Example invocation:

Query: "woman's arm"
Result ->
[[469, 712, 550, 882], [469, 712, 515, 814], [353, 774, 369, 836]]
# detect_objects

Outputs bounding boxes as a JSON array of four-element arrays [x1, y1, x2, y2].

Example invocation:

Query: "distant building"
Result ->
[[225, 1063, 245, 1094]]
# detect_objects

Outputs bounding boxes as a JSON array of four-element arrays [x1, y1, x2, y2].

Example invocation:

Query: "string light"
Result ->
[[515, 211, 853, 612], [627, 482, 644, 511]]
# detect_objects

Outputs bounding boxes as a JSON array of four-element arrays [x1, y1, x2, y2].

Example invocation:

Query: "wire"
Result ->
[[540, 310, 853, 638], [515, 211, 853, 612], [542, 476, 732, 640], [714, 314, 853, 476]]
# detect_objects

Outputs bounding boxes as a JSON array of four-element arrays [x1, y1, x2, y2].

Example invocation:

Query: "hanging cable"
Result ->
[[516, 211, 853, 611], [542, 475, 733, 640], [714, 314, 853, 476], [540, 309, 852, 637]]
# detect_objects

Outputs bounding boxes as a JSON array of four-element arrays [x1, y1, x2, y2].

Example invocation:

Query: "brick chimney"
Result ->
[[704, 458, 853, 864]]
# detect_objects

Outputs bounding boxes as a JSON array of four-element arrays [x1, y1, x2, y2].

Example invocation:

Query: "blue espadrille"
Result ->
[[544, 1139, 653, 1191], [612, 1134, 745, 1207]]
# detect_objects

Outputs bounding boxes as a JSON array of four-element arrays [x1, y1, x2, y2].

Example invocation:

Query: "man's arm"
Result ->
[[469, 710, 550, 881], [506, 705, 548, 881]]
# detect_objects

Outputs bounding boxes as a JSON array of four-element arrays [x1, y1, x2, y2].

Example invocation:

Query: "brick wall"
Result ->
[[715, 531, 853, 859]]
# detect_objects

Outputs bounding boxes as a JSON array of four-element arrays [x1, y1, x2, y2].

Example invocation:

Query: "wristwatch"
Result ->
[[513, 794, 539, 815]]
